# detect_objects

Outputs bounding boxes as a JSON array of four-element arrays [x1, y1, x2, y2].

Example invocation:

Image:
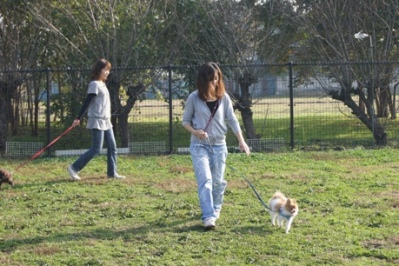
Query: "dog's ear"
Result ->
[[287, 198, 297, 205]]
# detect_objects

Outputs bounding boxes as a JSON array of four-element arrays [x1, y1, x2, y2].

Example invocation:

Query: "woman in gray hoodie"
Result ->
[[183, 62, 250, 230]]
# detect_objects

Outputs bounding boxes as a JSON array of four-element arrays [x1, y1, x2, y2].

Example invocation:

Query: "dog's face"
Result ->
[[285, 198, 299, 216], [0, 169, 14, 189]]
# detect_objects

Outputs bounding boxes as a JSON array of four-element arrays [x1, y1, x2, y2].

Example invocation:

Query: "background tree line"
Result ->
[[1, 0, 399, 153]]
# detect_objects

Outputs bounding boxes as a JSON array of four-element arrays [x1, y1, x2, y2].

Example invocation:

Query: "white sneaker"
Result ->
[[67, 165, 80, 181], [204, 218, 216, 230], [108, 173, 126, 179]]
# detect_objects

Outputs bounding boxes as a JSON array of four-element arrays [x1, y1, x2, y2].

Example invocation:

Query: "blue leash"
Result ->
[[230, 162, 291, 218], [200, 140, 275, 213], [224, 162, 274, 212]]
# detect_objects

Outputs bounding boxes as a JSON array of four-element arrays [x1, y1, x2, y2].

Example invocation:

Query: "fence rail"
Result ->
[[1, 61, 399, 158]]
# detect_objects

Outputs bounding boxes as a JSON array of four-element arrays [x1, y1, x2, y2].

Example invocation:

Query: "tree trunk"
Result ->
[[0, 78, 22, 153], [33, 78, 40, 137], [9, 89, 16, 136], [359, 95, 365, 113], [333, 91, 387, 145], [107, 73, 145, 148], [118, 83, 145, 147], [392, 83, 399, 120], [240, 107, 257, 139], [235, 71, 259, 140], [375, 87, 390, 118], [0, 95, 7, 154], [118, 113, 130, 147], [13, 85, 21, 135]]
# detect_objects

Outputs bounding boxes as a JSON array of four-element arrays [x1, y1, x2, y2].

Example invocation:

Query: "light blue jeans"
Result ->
[[72, 128, 117, 177], [190, 142, 228, 221]]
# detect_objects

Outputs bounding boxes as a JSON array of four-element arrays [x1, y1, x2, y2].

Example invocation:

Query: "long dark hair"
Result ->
[[90, 58, 111, 81], [196, 62, 225, 101]]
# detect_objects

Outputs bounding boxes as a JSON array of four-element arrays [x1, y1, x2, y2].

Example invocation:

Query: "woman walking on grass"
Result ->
[[182, 62, 250, 230], [67, 58, 125, 181]]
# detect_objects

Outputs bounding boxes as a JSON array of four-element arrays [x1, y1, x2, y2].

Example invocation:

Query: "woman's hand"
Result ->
[[239, 140, 251, 156], [183, 124, 208, 140], [194, 129, 208, 140], [72, 119, 80, 127], [235, 131, 250, 156]]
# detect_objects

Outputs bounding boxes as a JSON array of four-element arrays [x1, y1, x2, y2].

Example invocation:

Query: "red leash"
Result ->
[[14, 125, 75, 171]]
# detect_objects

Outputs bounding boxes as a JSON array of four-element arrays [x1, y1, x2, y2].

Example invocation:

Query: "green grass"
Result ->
[[1, 148, 399, 265]]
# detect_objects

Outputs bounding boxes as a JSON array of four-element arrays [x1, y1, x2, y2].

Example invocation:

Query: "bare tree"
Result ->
[[292, 0, 399, 145], [29, 0, 180, 147], [0, 1, 50, 153], [170, 0, 297, 139]]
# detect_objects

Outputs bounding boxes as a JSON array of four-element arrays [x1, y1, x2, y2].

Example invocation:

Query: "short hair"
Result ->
[[90, 58, 112, 81], [196, 62, 225, 101]]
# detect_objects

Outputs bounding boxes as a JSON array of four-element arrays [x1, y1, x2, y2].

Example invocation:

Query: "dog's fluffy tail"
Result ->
[[271, 191, 285, 199]]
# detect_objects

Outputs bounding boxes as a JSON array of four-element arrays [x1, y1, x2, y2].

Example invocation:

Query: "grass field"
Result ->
[[1, 148, 398, 265]]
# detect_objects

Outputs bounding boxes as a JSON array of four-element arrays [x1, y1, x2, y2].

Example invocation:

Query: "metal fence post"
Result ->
[[168, 64, 173, 154], [288, 62, 294, 150], [46, 68, 51, 156]]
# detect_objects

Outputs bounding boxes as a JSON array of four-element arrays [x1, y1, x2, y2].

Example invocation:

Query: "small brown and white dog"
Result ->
[[0, 169, 14, 190], [268, 191, 298, 234]]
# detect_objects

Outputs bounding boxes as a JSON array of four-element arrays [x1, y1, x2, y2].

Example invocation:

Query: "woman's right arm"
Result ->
[[72, 93, 96, 127], [183, 123, 208, 140], [182, 93, 208, 140]]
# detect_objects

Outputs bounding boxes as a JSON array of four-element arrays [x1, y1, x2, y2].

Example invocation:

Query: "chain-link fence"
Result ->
[[1, 62, 399, 158]]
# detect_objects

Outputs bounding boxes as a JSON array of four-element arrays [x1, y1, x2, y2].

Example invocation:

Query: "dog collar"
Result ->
[[279, 207, 292, 219]]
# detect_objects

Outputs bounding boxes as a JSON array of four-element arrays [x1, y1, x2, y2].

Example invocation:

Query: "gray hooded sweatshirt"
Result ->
[[182, 90, 241, 145]]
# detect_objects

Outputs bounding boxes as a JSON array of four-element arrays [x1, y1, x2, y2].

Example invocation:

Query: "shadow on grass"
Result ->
[[0, 216, 211, 252], [231, 225, 275, 235], [10, 176, 126, 191], [0, 216, 276, 252]]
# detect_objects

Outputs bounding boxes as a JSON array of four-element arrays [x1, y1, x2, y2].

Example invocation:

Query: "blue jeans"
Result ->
[[190, 142, 227, 221], [72, 128, 117, 177]]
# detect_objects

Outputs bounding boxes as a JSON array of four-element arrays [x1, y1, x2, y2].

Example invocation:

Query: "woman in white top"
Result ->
[[67, 59, 125, 180]]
